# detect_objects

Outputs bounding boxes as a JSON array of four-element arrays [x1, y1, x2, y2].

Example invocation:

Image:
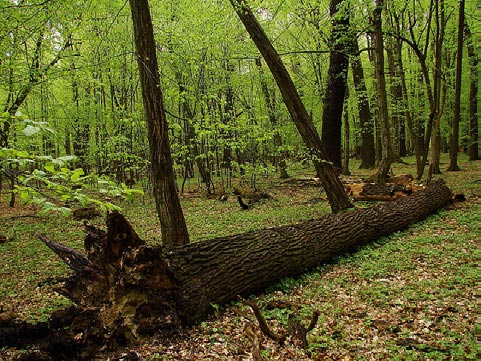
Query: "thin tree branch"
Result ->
[[238, 296, 286, 342]]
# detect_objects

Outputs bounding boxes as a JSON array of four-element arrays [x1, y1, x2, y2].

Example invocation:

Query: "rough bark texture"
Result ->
[[372, 0, 392, 185], [351, 39, 375, 169], [447, 0, 464, 172], [321, 0, 350, 170], [129, 0, 190, 246], [464, 23, 478, 161], [37, 180, 452, 347]]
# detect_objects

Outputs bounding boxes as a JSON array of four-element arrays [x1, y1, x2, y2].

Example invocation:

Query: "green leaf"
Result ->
[[45, 164, 56, 173], [70, 168, 85, 181], [19, 190, 30, 201]]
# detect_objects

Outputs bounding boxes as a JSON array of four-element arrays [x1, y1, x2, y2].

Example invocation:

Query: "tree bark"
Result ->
[[390, 2, 437, 180], [464, 23, 478, 161], [321, 0, 350, 170], [342, 90, 351, 175], [129, 0, 189, 246], [386, 38, 406, 161], [372, 0, 392, 185], [229, 0, 352, 213], [447, 0, 464, 172], [351, 39, 375, 169], [426, 0, 447, 184], [426, 0, 445, 181], [390, 21, 420, 170], [39, 180, 452, 346]]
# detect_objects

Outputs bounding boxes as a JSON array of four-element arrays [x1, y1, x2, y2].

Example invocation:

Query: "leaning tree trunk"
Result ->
[[38, 180, 452, 347], [229, 0, 352, 213]]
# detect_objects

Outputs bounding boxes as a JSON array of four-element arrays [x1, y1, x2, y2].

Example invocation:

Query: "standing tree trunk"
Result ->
[[447, 0, 464, 171], [392, 2, 440, 180], [426, 0, 446, 183], [321, 0, 350, 171], [229, 0, 352, 213], [373, 0, 392, 185], [342, 91, 351, 176], [129, 0, 189, 246], [386, 38, 406, 161], [464, 23, 478, 161], [351, 39, 376, 169]]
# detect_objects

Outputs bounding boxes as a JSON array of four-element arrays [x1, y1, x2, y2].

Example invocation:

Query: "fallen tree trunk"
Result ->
[[38, 180, 451, 346], [345, 182, 425, 201]]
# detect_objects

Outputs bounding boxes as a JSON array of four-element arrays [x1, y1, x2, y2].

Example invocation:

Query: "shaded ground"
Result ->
[[0, 155, 479, 360]]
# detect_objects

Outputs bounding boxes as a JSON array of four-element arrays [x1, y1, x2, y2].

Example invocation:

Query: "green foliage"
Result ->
[[2, 147, 143, 216], [1, 0, 474, 194]]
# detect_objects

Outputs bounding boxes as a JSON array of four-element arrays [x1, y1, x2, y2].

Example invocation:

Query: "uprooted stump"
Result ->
[[31, 179, 451, 352]]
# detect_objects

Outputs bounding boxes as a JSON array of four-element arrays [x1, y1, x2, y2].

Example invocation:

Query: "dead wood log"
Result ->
[[363, 172, 414, 185], [280, 177, 321, 187], [38, 180, 452, 345], [345, 181, 425, 201]]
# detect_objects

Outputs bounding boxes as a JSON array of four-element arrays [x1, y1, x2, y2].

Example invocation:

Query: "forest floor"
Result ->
[[0, 154, 479, 360]]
